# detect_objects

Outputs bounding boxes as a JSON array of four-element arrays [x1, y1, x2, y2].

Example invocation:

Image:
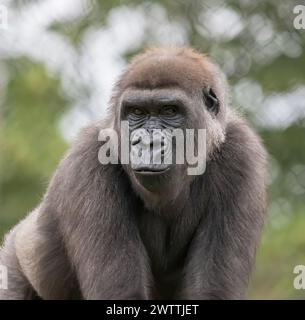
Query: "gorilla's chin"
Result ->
[[134, 167, 172, 192]]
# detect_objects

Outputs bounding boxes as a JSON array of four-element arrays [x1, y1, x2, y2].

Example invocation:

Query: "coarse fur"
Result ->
[[0, 47, 267, 300]]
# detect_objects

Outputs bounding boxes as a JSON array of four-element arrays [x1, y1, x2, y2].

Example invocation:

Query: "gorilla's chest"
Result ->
[[137, 210, 195, 275], [136, 209, 198, 298]]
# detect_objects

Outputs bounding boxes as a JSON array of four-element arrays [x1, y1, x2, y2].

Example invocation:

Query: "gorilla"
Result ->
[[0, 47, 267, 300]]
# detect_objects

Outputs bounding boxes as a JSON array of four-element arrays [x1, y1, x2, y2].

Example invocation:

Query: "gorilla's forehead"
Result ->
[[121, 51, 215, 94], [120, 87, 191, 107]]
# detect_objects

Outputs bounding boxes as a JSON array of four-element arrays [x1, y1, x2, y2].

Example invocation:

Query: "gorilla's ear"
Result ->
[[203, 87, 220, 115]]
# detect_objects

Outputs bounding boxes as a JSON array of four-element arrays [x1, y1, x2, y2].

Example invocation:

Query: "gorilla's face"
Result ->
[[119, 88, 195, 198]]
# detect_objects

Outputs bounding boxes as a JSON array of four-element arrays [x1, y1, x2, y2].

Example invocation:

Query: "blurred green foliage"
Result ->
[[249, 210, 305, 299], [0, 60, 68, 236], [0, 0, 305, 299]]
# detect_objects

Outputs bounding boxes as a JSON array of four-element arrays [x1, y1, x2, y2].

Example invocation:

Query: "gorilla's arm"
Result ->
[[179, 118, 266, 299], [0, 224, 38, 299], [0, 208, 79, 299]]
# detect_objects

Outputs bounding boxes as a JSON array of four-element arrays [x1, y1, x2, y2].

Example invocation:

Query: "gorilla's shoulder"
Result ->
[[223, 113, 267, 166], [206, 113, 267, 192]]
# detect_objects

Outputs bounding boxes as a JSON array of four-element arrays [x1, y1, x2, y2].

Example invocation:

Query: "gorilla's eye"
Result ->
[[161, 106, 177, 117], [203, 88, 220, 115], [131, 107, 145, 116]]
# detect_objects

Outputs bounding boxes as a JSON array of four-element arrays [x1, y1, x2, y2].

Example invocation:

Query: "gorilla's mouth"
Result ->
[[133, 166, 170, 175]]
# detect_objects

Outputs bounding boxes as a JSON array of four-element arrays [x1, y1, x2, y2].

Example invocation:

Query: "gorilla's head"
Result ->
[[111, 48, 228, 207]]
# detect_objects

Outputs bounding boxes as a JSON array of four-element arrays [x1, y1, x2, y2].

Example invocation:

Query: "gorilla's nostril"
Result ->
[[131, 136, 142, 146]]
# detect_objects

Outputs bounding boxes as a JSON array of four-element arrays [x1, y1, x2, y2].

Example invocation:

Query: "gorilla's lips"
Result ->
[[133, 165, 170, 175]]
